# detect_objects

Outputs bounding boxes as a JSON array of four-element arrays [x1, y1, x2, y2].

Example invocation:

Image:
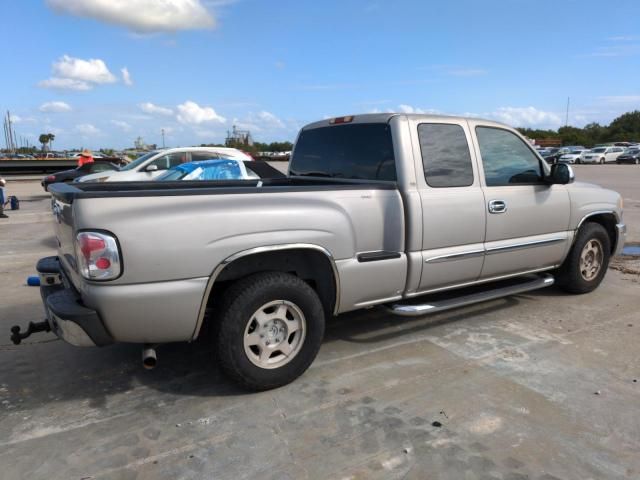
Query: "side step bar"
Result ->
[[387, 274, 555, 317]]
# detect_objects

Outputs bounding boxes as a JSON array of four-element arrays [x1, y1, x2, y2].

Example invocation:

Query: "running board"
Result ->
[[387, 273, 555, 317]]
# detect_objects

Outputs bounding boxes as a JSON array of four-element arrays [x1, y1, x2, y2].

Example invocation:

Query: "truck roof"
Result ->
[[302, 113, 508, 130]]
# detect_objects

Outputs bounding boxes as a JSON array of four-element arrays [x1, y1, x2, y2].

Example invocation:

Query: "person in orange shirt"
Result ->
[[77, 149, 94, 167]]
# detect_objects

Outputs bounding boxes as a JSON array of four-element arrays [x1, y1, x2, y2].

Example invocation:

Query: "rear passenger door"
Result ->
[[471, 123, 571, 279], [411, 119, 486, 293]]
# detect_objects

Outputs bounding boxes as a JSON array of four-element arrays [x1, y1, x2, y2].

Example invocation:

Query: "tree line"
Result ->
[[517, 110, 640, 147]]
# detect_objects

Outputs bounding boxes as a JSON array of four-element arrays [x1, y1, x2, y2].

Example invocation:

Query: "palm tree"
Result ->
[[38, 133, 55, 152]]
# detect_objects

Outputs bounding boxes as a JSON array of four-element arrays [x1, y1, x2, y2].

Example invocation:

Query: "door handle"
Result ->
[[488, 200, 507, 214]]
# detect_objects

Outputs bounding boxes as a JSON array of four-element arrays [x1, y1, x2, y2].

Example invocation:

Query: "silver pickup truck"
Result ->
[[12, 113, 626, 390]]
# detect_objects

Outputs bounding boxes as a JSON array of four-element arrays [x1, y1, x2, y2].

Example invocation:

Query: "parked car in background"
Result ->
[[77, 147, 253, 182], [558, 149, 589, 164], [616, 148, 640, 164], [582, 146, 625, 164], [545, 146, 585, 164], [41, 162, 120, 190], [156, 159, 285, 181]]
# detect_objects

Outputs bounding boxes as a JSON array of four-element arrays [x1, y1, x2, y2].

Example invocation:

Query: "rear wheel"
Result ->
[[556, 223, 611, 294], [215, 272, 325, 390], [636, 158, 639, 165]]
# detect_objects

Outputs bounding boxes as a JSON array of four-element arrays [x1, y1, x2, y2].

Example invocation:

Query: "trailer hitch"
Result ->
[[10, 321, 51, 345]]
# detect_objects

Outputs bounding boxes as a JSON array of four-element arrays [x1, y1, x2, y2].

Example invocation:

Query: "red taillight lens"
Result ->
[[75, 232, 121, 280], [79, 235, 106, 260], [46, 175, 56, 182], [329, 116, 354, 125]]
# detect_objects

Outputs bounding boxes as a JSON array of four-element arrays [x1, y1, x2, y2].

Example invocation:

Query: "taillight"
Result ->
[[46, 175, 56, 182], [75, 231, 121, 280]]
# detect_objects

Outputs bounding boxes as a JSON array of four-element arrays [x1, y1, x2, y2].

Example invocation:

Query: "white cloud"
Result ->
[[487, 107, 562, 128], [177, 100, 226, 124], [121, 67, 133, 86], [598, 95, 640, 104], [256, 111, 285, 129], [52, 55, 116, 84], [39, 101, 72, 113], [139, 102, 173, 116], [38, 77, 92, 91], [11, 115, 37, 124], [46, 0, 216, 33], [75, 123, 101, 136], [397, 104, 440, 114], [40, 55, 117, 91], [111, 120, 131, 131], [445, 68, 487, 77]]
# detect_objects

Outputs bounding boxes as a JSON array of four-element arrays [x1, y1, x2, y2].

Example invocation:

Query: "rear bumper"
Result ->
[[614, 223, 627, 256], [37, 256, 113, 347]]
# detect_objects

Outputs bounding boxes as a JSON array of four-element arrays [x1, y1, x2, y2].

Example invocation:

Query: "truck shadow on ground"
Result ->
[[1, 289, 563, 412]]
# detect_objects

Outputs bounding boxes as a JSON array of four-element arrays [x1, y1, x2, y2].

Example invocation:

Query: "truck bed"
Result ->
[[48, 177, 397, 202]]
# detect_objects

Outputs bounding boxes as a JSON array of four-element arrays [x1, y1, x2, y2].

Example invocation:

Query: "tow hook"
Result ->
[[10, 321, 51, 345]]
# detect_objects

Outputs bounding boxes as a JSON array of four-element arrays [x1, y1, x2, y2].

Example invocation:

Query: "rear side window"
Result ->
[[149, 152, 188, 170], [476, 127, 543, 186], [191, 152, 220, 162], [418, 123, 474, 187], [290, 123, 396, 181]]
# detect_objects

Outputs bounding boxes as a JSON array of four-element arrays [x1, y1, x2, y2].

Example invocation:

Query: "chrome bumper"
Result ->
[[614, 223, 627, 256]]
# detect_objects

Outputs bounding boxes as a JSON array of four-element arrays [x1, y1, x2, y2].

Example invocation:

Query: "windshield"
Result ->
[[120, 151, 158, 171], [290, 123, 396, 180], [591, 148, 606, 153]]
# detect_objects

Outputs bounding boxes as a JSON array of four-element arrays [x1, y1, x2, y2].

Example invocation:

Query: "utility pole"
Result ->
[[565, 97, 570, 127], [161, 128, 165, 149]]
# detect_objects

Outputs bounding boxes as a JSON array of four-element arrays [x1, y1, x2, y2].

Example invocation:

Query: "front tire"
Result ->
[[556, 223, 611, 294], [215, 272, 325, 390], [600, 157, 605, 164]]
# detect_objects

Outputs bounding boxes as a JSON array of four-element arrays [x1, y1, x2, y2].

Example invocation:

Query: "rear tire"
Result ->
[[215, 272, 325, 391], [555, 223, 611, 294], [636, 158, 639, 165]]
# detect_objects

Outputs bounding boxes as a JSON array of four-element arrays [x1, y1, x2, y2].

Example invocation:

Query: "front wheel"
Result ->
[[215, 272, 325, 390], [600, 158, 605, 164], [636, 158, 639, 165], [555, 223, 611, 294]]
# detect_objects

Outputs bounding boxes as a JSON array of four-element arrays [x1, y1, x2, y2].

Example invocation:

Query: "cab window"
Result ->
[[476, 127, 543, 186], [418, 123, 474, 187]]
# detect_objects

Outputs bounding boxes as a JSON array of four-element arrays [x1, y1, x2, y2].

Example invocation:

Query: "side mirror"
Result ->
[[548, 163, 574, 185], [145, 164, 158, 172]]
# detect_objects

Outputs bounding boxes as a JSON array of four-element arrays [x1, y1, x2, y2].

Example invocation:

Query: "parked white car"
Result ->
[[78, 147, 253, 182], [558, 149, 588, 164], [582, 146, 626, 164]]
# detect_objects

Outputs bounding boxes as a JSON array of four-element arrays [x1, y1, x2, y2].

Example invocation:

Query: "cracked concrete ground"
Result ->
[[0, 166, 639, 480]]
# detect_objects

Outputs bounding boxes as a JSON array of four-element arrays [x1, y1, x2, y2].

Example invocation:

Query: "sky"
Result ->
[[1, 0, 639, 150]]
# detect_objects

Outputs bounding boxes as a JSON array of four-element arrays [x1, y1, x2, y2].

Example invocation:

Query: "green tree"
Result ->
[[607, 110, 640, 142], [38, 133, 55, 151]]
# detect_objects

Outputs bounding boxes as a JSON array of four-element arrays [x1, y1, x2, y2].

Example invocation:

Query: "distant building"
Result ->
[[226, 125, 253, 147], [133, 137, 157, 151]]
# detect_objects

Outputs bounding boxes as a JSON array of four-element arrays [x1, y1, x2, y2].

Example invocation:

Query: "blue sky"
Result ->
[[2, 0, 639, 150]]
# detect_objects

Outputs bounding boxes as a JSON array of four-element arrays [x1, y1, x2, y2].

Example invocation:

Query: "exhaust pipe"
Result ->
[[142, 344, 157, 370]]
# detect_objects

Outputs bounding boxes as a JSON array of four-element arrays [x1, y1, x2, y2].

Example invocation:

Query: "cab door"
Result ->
[[471, 123, 571, 280], [409, 119, 486, 294]]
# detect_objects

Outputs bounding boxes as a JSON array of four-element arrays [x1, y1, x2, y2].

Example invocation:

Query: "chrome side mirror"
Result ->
[[145, 164, 158, 172]]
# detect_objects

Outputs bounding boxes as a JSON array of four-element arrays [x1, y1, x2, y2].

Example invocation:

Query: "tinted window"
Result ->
[[149, 152, 188, 170], [90, 163, 114, 172], [290, 123, 396, 181], [476, 127, 543, 186], [191, 151, 219, 162], [418, 123, 474, 187]]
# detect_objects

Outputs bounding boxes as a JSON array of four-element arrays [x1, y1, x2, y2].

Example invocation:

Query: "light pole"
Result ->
[[161, 129, 165, 149]]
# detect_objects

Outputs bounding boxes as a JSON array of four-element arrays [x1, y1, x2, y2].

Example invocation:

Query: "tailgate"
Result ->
[[49, 184, 80, 284]]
